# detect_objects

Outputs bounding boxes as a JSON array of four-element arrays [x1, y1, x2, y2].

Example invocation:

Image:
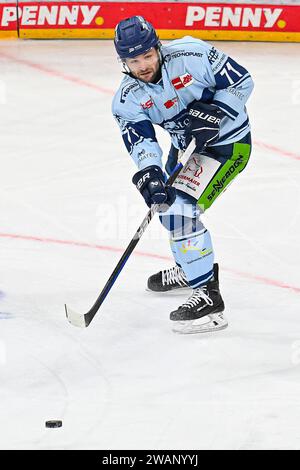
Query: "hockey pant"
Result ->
[[159, 133, 252, 288]]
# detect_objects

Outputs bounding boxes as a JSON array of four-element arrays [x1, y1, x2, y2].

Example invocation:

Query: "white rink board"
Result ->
[[0, 39, 300, 450]]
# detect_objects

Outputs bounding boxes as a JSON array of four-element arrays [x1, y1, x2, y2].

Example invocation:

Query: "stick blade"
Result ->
[[65, 304, 88, 328]]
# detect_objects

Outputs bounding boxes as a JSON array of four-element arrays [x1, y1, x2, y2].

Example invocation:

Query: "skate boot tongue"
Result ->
[[162, 265, 188, 287], [181, 287, 213, 309], [147, 265, 189, 293], [170, 287, 214, 321]]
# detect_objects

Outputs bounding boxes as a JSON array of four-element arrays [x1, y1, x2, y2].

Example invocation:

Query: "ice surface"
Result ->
[[0, 39, 299, 450]]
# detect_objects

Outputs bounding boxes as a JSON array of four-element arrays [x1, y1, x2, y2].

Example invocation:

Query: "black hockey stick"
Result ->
[[65, 139, 196, 327]]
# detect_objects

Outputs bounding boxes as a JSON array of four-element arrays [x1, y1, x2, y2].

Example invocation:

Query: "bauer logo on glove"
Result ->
[[136, 171, 151, 190], [185, 101, 225, 152], [188, 108, 222, 125]]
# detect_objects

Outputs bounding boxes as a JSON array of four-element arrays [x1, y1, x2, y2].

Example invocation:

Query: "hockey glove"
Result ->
[[132, 165, 176, 212], [185, 101, 225, 152]]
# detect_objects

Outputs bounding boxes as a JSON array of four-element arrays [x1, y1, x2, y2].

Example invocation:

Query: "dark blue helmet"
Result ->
[[114, 16, 160, 59]]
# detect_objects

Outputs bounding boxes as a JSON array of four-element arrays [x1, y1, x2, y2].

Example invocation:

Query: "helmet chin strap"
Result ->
[[121, 60, 131, 74], [156, 42, 163, 65]]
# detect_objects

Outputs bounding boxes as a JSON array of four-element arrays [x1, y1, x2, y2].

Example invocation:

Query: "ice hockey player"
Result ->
[[112, 16, 253, 333]]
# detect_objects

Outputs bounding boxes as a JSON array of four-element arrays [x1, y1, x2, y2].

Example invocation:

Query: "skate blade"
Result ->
[[146, 287, 192, 296], [172, 312, 228, 335]]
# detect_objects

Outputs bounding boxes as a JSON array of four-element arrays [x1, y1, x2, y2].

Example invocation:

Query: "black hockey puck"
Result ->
[[45, 420, 62, 428]]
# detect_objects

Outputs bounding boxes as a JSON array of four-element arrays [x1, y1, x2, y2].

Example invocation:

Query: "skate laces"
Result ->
[[182, 287, 213, 309], [162, 265, 188, 286]]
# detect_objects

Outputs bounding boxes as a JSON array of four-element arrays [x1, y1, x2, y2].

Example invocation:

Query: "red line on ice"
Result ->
[[0, 51, 114, 95], [254, 140, 300, 162], [1, 232, 299, 294], [2, 52, 300, 162], [0, 232, 171, 261]]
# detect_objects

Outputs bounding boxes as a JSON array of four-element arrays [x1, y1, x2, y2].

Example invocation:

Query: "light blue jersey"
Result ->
[[112, 37, 254, 291], [112, 36, 254, 171]]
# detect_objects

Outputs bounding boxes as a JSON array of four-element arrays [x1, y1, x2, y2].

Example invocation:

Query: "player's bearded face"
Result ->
[[125, 48, 160, 83]]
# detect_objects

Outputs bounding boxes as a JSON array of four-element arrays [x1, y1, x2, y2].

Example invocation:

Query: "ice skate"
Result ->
[[170, 264, 228, 334], [147, 265, 190, 293]]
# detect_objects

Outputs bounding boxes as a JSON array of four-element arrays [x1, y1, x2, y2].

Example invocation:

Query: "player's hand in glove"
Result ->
[[132, 165, 176, 212], [185, 101, 225, 152]]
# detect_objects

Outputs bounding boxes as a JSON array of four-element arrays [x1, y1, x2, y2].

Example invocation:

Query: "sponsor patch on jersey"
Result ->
[[137, 149, 158, 163], [164, 51, 203, 63], [120, 82, 139, 104], [164, 97, 178, 109], [141, 98, 154, 110], [208, 47, 219, 65], [171, 73, 194, 90]]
